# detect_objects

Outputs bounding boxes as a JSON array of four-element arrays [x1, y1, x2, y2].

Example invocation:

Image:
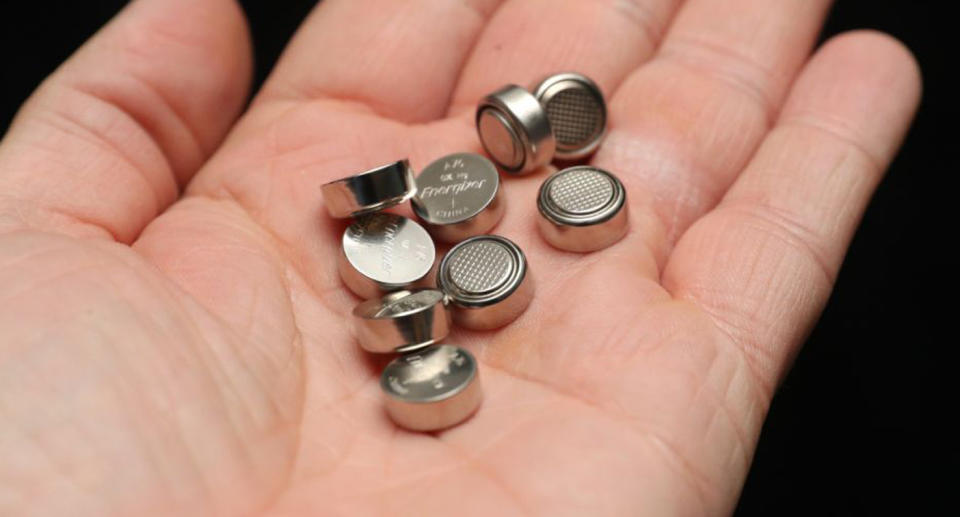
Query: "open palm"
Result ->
[[0, 0, 919, 515]]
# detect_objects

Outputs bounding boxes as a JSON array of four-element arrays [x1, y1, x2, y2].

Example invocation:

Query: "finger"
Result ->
[[595, 0, 832, 266], [449, 0, 682, 114], [0, 0, 251, 243], [257, 0, 504, 123], [663, 31, 922, 391]]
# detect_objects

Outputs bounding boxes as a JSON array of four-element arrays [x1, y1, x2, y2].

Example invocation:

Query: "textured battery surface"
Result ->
[[537, 166, 629, 252], [542, 87, 604, 148], [547, 167, 616, 215], [447, 240, 514, 294]]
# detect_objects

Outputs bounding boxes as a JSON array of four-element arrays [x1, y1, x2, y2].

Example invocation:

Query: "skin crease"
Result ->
[[0, 0, 920, 515]]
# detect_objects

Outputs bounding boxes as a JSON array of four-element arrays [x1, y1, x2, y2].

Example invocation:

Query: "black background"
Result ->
[[0, 1, 952, 515]]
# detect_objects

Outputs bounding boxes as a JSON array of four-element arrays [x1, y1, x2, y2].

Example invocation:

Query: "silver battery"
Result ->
[[436, 235, 533, 330], [531, 73, 607, 161], [339, 213, 436, 299], [353, 289, 451, 354], [412, 153, 504, 243], [537, 166, 628, 252], [381, 344, 482, 432], [321, 160, 416, 218], [476, 85, 555, 175]]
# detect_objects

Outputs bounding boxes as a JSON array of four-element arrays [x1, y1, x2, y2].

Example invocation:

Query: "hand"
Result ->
[[0, 0, 919, 515]]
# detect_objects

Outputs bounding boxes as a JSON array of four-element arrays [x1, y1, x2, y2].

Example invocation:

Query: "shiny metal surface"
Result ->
[[412, 153, 504, 243], [532, 73, 607, 160], [353, 289, 451, 354], [321, 160, 417, 218], [339, 213, 436, 299], [437, 235, 533, 330], [476, 85, 555, 175], [477, 109, 523, 170], [381, 344, 482, 431], [537, 166, 628, 252]]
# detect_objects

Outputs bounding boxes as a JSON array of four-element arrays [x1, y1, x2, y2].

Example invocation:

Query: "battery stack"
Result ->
[[320, 72, 630, 432]]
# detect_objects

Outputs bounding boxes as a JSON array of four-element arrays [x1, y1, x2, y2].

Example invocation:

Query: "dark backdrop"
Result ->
[[0, 1, 951, 515]]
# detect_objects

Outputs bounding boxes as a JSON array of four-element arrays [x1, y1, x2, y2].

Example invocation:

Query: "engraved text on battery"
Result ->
[[388, 376, 409, 394], [419, 180, 487, 199], [382, 298, 421, 316], [444, 158, 465, 170], [380, 219, 400, 273], [421, 156, 492, 220]]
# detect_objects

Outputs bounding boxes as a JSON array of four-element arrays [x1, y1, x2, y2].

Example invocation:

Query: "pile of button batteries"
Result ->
[[320, 73, 629, 432]]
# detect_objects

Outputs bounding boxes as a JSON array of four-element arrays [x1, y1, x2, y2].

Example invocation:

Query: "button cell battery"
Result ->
[[437, 235, 533, 330], [321, 160, 417, 218], [412, 153, 504, 243], [537, 166, 628, 252], [476, 85, 555, 175], [353, 289, 451, 354], [339, 213, 436, 299], [532, 73, 607, 161], [381, 344, 482, 432]]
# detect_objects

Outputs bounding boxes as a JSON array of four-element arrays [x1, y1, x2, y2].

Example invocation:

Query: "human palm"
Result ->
[[0, 0, 919, 515]]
